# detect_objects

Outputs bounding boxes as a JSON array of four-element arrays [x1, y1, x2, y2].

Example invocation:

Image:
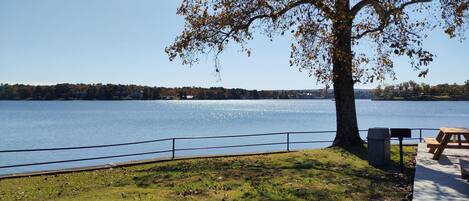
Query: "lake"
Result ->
[[1, 100, 468, 174]]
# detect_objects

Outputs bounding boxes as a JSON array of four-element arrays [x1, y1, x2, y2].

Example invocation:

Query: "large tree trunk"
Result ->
[[331, 0, 363, 148]]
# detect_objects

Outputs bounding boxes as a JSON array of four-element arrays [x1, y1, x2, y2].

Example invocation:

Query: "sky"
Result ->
[[0, 0, 468, 90]]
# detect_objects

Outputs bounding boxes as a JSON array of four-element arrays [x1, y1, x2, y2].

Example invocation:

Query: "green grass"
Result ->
[[0, 146, 416, 201]]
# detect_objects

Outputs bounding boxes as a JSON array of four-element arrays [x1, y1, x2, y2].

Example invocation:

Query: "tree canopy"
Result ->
[[166, 0, 468, 84]]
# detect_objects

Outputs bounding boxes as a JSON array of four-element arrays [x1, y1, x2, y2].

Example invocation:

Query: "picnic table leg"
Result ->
[[457, 135, 462, 146], [432, 133, 452, 160], [429, 130, 444, 153], [463, 134, 469, 144]]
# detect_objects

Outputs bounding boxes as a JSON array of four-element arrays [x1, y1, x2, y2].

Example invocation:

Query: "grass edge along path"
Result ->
[[0, 145, 416, 201]]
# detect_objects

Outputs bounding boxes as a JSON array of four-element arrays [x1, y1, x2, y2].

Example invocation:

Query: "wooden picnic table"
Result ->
[[424, 127, 469, 160]]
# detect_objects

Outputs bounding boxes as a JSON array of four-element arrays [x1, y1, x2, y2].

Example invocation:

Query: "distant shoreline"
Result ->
[[2, 98, 469, 101], [0, 83, 372, 100], [373, 81, 469, 102], [0, 98, 370, 101], [372, 97, 469, 101]]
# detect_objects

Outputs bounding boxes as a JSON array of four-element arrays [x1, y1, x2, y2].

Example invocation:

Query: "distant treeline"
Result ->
[[373, 81, 469, 101], [0, 83, 372, 100]]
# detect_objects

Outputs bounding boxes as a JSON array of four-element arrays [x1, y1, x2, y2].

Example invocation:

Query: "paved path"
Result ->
[[413, 143, 469, 201]]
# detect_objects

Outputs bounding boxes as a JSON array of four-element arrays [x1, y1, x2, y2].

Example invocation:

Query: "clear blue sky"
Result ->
[[0, 0, 468, 90]]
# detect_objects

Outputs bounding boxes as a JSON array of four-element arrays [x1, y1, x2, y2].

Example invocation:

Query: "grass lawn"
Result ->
[[0, 146, 416, 201]]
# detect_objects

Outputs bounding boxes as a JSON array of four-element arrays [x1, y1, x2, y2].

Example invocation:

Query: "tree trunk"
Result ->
[[331, 0, 364, 148]]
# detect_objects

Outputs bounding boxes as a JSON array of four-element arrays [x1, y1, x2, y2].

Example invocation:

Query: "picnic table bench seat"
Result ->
[[424, 138, 440, 146], [425, 138, 469, 149]]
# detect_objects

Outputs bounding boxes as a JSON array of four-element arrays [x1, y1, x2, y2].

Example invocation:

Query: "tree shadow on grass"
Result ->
[[131, 157, 389, 200], [131, 147, 407, 189], [127, 149, 414, 200], [343, 145, 416, 173]]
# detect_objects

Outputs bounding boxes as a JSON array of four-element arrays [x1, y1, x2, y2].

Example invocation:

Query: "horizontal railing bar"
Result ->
[[410, 128, 440, 131], [409, 137, 423, 140], [175, 132, 287, 140], [0, 138, 173, 153], [166, 129, 370, 140], [176, 130, 345, 140], [390, 138, 422, 141], [177, 129, 365, 140], [283, 130, 368, 135], [289, 140, 334, 144], [175, 142, 287, 152], [0, 128, 440, 153], [286, 130, 336, 134], [0, 150, 173, 169]]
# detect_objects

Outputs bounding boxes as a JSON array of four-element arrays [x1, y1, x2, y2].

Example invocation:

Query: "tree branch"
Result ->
[[219, 0, 333, 44], [351, 0, 432, 39], [311, 1, 334, 18], [351, 0, 386, 18]]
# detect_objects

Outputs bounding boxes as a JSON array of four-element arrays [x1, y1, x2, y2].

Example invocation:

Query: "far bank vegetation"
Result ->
[[373, 80, 469, 101]]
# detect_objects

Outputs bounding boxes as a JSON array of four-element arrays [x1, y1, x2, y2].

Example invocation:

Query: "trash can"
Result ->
[[367, 128, 390, 166]]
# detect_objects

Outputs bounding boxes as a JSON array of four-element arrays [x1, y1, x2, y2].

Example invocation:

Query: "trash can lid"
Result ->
[[367, 127, 390, 139]]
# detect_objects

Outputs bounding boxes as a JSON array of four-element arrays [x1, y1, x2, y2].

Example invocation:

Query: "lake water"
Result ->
[[1, 100, 468, 175]]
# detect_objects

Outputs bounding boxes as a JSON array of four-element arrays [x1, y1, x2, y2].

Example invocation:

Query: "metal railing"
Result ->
[[0, 128, 439, 170], [409, 128, 439, 143]]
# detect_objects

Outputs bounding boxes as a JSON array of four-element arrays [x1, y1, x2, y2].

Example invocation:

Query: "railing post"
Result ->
[[286, 132, 290, 152], [172, 138, 175, 160], [419, 129, 422, 143]]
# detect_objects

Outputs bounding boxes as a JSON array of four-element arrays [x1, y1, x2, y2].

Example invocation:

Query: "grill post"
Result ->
[[172, 138, 175, 160]]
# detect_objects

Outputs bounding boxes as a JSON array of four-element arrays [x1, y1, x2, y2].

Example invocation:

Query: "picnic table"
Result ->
[[424, 127, 469, 160]]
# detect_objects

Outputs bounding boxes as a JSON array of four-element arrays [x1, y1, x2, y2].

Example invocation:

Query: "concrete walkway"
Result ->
[[413, 143, 469, 201]]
